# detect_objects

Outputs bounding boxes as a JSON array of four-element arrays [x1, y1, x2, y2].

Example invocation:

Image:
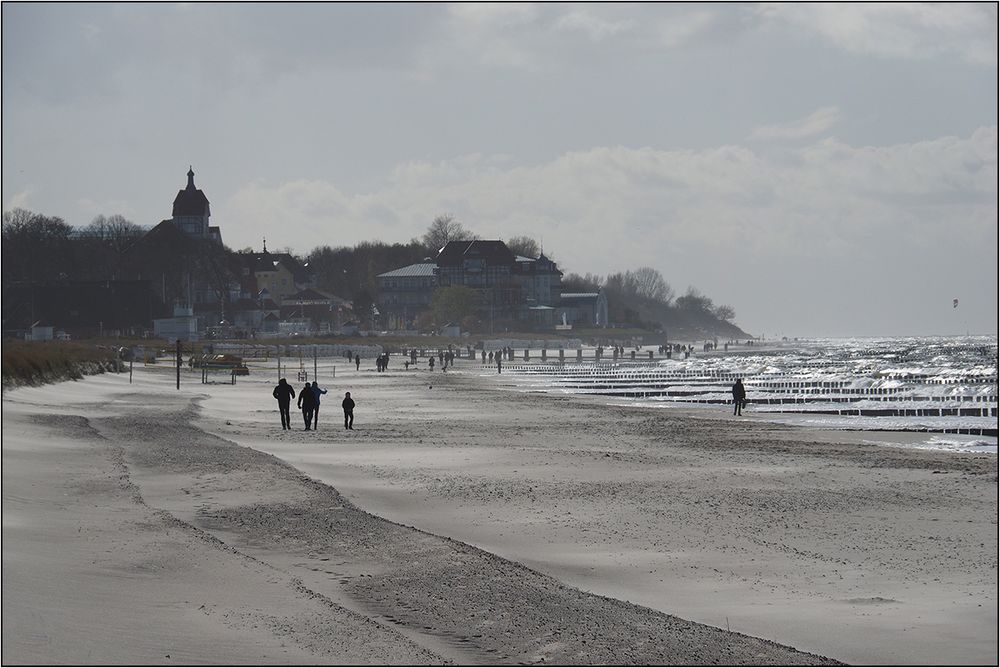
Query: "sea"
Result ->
[[496, 336, 998, 455]]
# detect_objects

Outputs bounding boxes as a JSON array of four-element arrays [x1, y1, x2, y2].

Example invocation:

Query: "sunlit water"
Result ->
[[493, 336, 998, 454]]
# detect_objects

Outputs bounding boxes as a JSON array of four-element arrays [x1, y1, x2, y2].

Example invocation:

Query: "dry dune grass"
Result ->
[[1, 340, 122, 387]]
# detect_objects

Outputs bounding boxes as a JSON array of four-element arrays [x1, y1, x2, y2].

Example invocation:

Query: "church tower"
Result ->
[[171, 166, 219, 242]]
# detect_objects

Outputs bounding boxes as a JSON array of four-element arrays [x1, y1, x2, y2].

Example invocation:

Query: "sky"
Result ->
[[2, 2, 997, 338]]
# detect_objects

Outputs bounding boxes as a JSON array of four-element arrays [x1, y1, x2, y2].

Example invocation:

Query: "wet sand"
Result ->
[[2, 359, 996, 665]]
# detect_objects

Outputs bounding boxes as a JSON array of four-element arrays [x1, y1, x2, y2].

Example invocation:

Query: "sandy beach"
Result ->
[[3, 357, 996, 665]]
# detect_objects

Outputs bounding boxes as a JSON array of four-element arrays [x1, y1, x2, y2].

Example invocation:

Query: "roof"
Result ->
[[560, 292, 603, 306], [172, 168, 211, 217], [436, 240, 515, 266], [378, 263, 437, 278], [238, 251, 312, 282], [285, 288, 333, 302]]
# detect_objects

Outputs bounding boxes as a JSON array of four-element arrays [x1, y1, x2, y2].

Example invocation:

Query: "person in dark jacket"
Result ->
[[342, 391, 355, 430], [355, 354, 361, 371], [732, 378, 747, 416], [272, 378, 296, 430], [297, 382, 317, 430], [310, 381, 327, 429]]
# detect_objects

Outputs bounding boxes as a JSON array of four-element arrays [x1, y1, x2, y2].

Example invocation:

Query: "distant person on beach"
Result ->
[[342, 391, 355, 430], [732, 378, 747, 416], [429, 356, 435, 371], [310, 381, 327, 429], [497, 355, 502, 374], [272, 378, 296, 430], [297, 382, 317, 430], [355, 354, 360, 371]]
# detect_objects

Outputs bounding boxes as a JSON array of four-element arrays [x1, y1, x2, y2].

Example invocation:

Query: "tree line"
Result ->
[[3, 208, 738, 334]]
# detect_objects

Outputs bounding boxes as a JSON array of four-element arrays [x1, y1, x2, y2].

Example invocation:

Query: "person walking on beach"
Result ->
[[297, 382, 317, 430], [429, 356, 435, 371], [342, 391, 355, 430], [732, 378, 747, 416], [355, 354, 361, 371], [497, 354, 502, 374], [272, 378, 296, 430], [310, 381, 327, 429]]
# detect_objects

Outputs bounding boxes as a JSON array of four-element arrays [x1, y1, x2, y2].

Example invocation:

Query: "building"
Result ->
[[234, 245, 314, 304], [558, 292, 609, 328], [171, 167, 222, 244], [374, 262, 437, 330], [375, 240, 579, 331], [153, 304, 199, 342], [435, 240, 520, 317], [514, 252, 562, 306], [513, 251, 562, 327], [28, 322, 54, 341], [280, 288, 353, 333], [120, 166, 229, 331]]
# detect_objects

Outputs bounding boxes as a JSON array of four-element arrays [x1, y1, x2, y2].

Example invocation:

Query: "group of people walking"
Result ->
[[272, 379, 355, 431]]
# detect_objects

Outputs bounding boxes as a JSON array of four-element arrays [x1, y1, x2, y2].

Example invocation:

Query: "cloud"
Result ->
[[750, 106, 841, 141], [757, 3, 998, 66], [447, 3, 539, 30], [220, 127, 998, 335], [75, 197, 137, 219], [5, 188, 34, 210], [428, 4, 726, 73], [554, 11, 636, 41], [654, 10, 719, 48], [224, 127, 996, 267]]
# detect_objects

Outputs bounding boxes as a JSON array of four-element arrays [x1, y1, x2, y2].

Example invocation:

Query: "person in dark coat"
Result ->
[[732, 378, 747, 416], [310, 381, 327, 429], [342, 391, 355, 430], [355, 354, 360, 371], [297, 382, 317, 430], [272, 378, 296, 430]]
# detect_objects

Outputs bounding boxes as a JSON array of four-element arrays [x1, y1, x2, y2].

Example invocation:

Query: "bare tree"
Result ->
[[506, 235, 540, 258], [85, 214, 145, 255], [627, 267, 673, 304], [714, 304, 736, 322], [675, 286, 715, 312], [563, 272, 603, 292], [422, 214, 475, 252], [2, 208, 74, 282]]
